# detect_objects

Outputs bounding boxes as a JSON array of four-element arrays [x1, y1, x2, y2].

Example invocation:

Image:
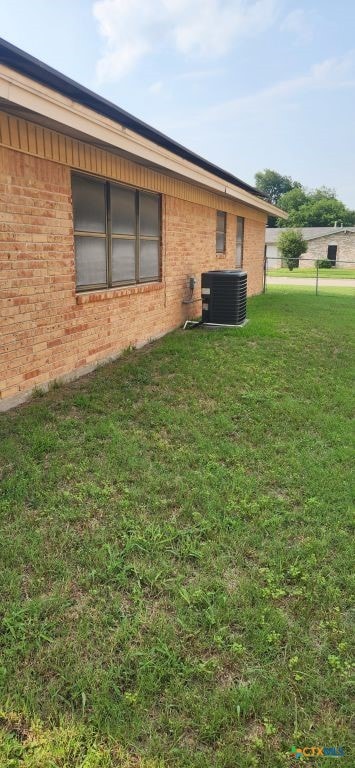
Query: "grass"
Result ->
[[267, 267, 355, 279], [265, 285, 355, 297], [0, 290, 354, 767]]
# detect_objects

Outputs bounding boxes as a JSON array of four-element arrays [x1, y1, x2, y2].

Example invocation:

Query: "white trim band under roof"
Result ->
[[0, 63, 287, 219]]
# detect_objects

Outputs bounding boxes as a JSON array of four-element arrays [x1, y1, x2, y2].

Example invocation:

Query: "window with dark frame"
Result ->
[[72, 173, 161, 291], [236, 216, 244, 268], [216, 210, 227, 253]]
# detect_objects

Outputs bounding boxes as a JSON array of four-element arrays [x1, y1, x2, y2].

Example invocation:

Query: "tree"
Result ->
[[254, 169, 302, 205], [311, 186, 336, 200], [278, 197, 355, 228], [277, 187, 308, 216], [277, 229, 308, 271], [256, 167, 355, 228], [274, 181, 355, 228]]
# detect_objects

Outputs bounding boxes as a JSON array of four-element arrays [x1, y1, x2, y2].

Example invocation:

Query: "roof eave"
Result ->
[[0, 60, 284, 218], [0, 36, 269, 204]]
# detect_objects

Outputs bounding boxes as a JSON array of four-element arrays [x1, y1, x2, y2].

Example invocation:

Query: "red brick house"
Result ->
[[0, 39, 285, 411]]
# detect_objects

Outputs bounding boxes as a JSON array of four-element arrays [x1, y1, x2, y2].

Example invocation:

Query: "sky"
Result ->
[[1, 0, 355, 207]]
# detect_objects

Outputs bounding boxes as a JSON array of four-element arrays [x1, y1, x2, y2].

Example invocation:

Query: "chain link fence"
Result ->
[[263, 256, 355, 295]]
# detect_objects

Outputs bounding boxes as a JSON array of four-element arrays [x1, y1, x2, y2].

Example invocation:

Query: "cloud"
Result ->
[[280, 8, 313, 43], [93, 0, 152, 82], [175, 67, 225, 82], [169, 0, 279, 57], [194, 51, 355, 122], [148, 80, 163, 94], [93, 0, 279, 82], [147, 67, 224, 94]]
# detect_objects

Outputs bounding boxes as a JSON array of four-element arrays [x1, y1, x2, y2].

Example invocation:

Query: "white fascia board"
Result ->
[[0, 64, 287, 219]]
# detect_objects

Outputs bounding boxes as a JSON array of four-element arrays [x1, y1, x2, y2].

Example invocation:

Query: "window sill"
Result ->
[[216, 253, 226, 259], [76, 281, 163, 305]]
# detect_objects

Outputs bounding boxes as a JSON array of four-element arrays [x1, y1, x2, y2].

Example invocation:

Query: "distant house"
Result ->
[[265, 227, 355, 268]]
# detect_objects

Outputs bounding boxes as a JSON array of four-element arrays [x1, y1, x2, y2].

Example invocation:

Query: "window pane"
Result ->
[[139, 239, 159, 280], [72, 175, 106, 233], [112, 239, 136, 283], [140, 193, 160, 236], [237, 216, 244, 243], [236, 244, 243, 268], [75, 236, 107, 288], [217, 211, 226, 233], [111, 185, 136, 235], [216, 233, 225, 252]]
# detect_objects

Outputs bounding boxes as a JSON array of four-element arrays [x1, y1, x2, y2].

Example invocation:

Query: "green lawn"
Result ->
[[267, 267, 355, 279], [0, 291, 354, 768], [266, 285, 355, 297]]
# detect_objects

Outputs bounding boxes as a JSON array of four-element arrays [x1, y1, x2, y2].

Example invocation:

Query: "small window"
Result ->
[[140, 239, 159, 280], [72, 175, 106, 233], [75, 236, 107, 289], [236, 216, 244, 268], [111, 185, 136, 235], [72, 173, 161, 291], [216, 211, 227, 253], [72, 175, 107, 290], [140, 193, 160, 237], [112, 238, 136, 283]]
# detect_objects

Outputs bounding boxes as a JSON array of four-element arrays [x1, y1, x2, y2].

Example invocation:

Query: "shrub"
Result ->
[[277, 229, 308, 271], [316, 259, 333, 269]]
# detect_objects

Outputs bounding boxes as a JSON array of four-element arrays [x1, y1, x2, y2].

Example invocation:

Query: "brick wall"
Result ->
[[0, 146, 266, 409], [300, 232, 355, 267]]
